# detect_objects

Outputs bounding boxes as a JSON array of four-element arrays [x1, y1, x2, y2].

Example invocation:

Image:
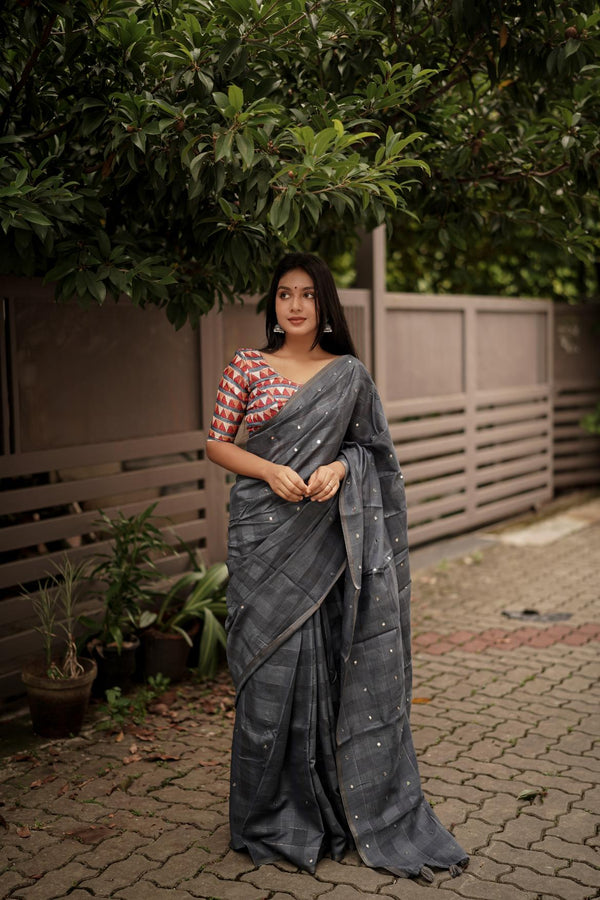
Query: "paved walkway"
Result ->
[[1, 499, 599, 900]]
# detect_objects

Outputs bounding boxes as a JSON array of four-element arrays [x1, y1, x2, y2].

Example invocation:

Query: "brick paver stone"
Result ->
[[0, 507, 598, 900]]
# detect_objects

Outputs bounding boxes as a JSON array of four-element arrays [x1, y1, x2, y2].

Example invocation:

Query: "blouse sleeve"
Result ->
[[207, 351, 250, 442]]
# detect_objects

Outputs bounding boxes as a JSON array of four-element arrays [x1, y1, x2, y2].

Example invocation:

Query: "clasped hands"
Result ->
[[267, 461, 346, 503]]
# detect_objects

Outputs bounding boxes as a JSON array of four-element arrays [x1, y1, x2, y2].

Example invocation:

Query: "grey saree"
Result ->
[[224, 355, 468, 878]]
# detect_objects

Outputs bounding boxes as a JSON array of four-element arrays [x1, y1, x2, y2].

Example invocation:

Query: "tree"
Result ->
[[1, 2, 598, 327], [0, 0, 432, 327], [380, 1, 600, 301]]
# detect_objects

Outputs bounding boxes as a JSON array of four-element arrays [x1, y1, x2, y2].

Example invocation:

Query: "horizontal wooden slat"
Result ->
[[476, 471, 550, 506], [476, 385, 550, 406], [0, 670, 31, 705], [402, 453, 466, 483], [2, 459, 205, 516], [0, 551, 198, 630], [553, 407, 599, 424], [554, 469, 600, 487], [385, 394, 466, 419], [408, 493, 467, 524], [476, 455, 550, 487], [476, 402, 550, 427], [553, 438, 600, 454], [408, 511, 472, 546], [472, 488, 551, 524], [389, 413, 466, 443], [405, 473, 467, 505], [395, 434, 466, 462], [0, 612, 100, 671], [0, 518, 207, 590], [0, 431, 206, 479], [553, 453, 600, 472], [554, 381, 600, 396], [476, 420, 550, 447], [553, 424, 598, 439], [384, 293, 550, 312], [476, 437, 550, 466], [0, 489, 206, 553]]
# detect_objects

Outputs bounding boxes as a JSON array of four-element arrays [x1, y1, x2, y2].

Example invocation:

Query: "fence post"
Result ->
[[200, 310, 229, 563]]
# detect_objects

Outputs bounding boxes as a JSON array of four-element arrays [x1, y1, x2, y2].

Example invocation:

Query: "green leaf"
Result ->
[[20, 207, 53, 227], [269, 191, 291, 230], [236, 131, 254, 169], [564, 38, 581, 59], [228, 84, 244, 113], [215, 131, 234, 162]]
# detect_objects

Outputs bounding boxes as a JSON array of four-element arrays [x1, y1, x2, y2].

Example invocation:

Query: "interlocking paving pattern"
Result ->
[[0, 518, 598, 899]]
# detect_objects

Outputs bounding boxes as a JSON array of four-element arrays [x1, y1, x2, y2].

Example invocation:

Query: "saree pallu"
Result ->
[[225, 355, 468, 878]]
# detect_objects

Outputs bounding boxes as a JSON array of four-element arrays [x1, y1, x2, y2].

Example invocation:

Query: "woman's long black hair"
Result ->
[[262, 253, 358, 358]]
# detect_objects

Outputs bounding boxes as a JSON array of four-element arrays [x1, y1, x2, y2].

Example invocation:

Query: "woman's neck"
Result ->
[[274, 335, 325, 358]]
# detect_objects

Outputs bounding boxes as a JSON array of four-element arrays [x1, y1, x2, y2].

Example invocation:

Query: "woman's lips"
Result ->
[[288, 318, 306, 325]]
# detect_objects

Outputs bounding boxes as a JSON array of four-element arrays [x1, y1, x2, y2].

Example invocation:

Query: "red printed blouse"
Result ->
[[207, 349, 300, 442]]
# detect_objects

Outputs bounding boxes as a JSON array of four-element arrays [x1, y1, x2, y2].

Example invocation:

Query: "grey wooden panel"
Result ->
[[405, 473, 467, 505], [408, 512, 472, 546], [555, 468, 600, 486], [395, 434, 466, 462], [476, 401, 550, 427], [408, 493, 468, 524], [0, 518, 207, 590], [476, 385, 550, 405], [554, 435, 600, 451], [389, 413, 466, 443], [476, 454, 550, 486], [0, 431, 206, 478], [0, 488, 206, 553], [2, 459, 206, 516], [386, 394, 466, 419], [402, 453, 467, 483], [476, 437, 549, 466], [476, 420, 550, 447], [470, 488, 551, 524], [476, 471, 550, 506]]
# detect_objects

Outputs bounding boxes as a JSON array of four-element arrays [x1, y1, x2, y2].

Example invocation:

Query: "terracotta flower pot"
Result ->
[[142, 624, 199, 682], [22, 658, 97, 738], [88, 635, 140, 697]]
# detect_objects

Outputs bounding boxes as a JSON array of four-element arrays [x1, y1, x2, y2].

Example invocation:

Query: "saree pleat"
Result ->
[[225, 356, 468, 877]]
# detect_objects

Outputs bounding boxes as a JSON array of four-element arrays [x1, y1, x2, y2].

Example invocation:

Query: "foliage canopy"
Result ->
[[383, 0, 600, 301], [0, 0, 432, 325], [1, 0, 598, 323]]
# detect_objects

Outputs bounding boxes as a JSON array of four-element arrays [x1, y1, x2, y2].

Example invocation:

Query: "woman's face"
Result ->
[[275, 268, 319, 340]]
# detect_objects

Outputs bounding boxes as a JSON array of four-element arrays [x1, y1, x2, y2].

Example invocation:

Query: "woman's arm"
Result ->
[[206, 440, 308, 502]]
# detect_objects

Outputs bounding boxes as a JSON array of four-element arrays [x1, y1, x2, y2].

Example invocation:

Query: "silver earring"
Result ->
[[273, 323, 285, 334], [323, 322, 333, 333]]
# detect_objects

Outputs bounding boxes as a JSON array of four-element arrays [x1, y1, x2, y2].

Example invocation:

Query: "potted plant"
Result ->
[[21, 556, 97, 738], [81, 503, 173, 695], [141, 549, 228, 682]]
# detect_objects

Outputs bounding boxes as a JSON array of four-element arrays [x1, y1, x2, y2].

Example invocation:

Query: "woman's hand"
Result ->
[[267, 464, 308, 502], [306, 461, 346, 502]]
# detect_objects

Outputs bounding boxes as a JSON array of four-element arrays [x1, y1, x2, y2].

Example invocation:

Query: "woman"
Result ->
[[206, 253, 468, 881]]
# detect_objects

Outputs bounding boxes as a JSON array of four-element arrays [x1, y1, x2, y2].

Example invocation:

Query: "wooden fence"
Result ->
[[375, 292, 554, 546], [553, 305, 600, 488], [1, 254, 598, 701]]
